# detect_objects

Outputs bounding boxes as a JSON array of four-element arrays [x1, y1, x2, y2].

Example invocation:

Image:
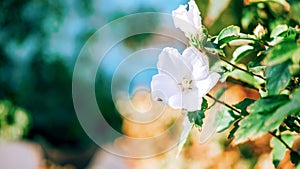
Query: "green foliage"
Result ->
[[233, 95, 290, 143], [188, 98, 207, 128], [265, 41, 300, 66], [234, 98, 255, 116], [0, 100, 30, 140], [271, 134, 293, 168]]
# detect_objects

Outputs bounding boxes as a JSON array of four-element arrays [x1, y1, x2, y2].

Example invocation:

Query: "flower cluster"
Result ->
[[151, 0, 219, 112]]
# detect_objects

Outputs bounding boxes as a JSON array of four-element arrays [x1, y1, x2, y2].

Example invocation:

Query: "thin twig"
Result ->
[[268, 131, 299, 156], [203, 48, 266, 81], [205, 93, 241, 114]]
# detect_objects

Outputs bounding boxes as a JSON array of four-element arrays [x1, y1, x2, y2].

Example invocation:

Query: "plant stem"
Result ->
[[219, 57, 266, 81], [203, 48, 266, 81], [205, 93, 241, 114], [268, 131, 300, 156], [206, 93, 300, 156]]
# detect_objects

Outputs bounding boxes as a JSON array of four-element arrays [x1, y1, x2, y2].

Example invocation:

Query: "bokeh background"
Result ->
[[1, 0, 299, 168]]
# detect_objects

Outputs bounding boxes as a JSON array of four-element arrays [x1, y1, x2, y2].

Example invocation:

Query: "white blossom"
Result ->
[[151, 46, 220, 111], [172, 0, 202, 38]]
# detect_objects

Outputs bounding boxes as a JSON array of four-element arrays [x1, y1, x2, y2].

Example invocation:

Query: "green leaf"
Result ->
[[249, 95, 289, 114], [232, 45, 255, 63], [229, 69, 265, 88], [233, 95, 289, 144], [216, 107, 237, 133], [266, 89, 300, 130], [271, 134, 293, 168], [234, 98, 255, 116], [270, 25, 288, 38], [217, 26, 256, 48], [264, 41, 300, 66], [265, 61, 291, 95], [218, 25, 240, 42], [228, 120, 240, 139], [290, 151, 300, 165], [187, 98, 207, 128]]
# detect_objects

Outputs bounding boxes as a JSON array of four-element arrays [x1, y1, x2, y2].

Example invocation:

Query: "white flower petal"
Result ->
[[195, 72, 220, 96], [169, 90, 203, 111], [151, 73, 180, 103], [172, 0, 202, 37], [157, 47, 192, 81], [188, 0, 201, 30], [182, 46, 208, 67]]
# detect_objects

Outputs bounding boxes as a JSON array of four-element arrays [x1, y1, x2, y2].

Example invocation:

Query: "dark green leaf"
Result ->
[[265, 61, 291, 95], [284, 116, 300, 133], [265, 41, 300, 66], [290, 151, 300, 165], [187, 98, 207, 128], [228, 120, 240, 139], [249, 95, 289, 114], [271, 134, 293, 168], [234, 98, 255, 116], [266, 89, 300, 130], [233, 95, 289, 144]]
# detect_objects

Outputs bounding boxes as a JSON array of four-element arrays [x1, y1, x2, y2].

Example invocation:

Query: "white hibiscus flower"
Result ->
[[151, 46, 220, 111], [172, 0, 202, 38]]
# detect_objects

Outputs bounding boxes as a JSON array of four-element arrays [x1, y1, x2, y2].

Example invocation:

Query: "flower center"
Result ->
[[178, 78, 193, 91]]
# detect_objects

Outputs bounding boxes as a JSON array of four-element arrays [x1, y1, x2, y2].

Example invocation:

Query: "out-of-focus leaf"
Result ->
[[266, 89, 300, 130], [234, 98, 255, 116], [216, 107, 237, 132], [265, 61, 291, 95], [233, 95, 289, 144], [229, 69, 265, 88], [290, 0, 300, 23], [264, 41, 300, 66], [246, 0, 290, 11], [271, 134, 293, 168], [232, 45, 254, 63], [290, 151, 300, 165], [289, 64, 300, 76], [176, 116, 193, 158], [270, 24, 288, 38]]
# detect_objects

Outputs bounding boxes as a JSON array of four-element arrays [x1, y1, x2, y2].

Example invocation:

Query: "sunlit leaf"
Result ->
[[232, 45, 255, 63], [264, 41, 300, 66], [266, 89, 300, 130], [218, 25, 240, 41], [271, 134, 293, 168], [229, 69, 265, 88], [270, 24, 288, 38], [265, 61, 291, 95], [217, 26, 256, 48], [233, 95, 289, 144]]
